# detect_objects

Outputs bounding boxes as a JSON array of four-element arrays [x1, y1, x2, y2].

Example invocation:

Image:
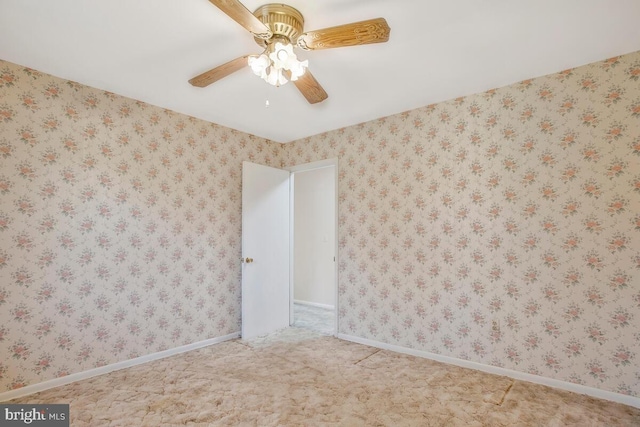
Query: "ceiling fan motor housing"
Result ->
[[253, 4, 304, 47]]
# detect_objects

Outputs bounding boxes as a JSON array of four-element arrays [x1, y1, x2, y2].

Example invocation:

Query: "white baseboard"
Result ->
[[294, 299, 335, 310], [0, 332, 240, 403], [338, 333, 640, 409]]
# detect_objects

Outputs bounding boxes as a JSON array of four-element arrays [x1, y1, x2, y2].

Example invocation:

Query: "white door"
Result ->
[[241, 161, 290, 339]]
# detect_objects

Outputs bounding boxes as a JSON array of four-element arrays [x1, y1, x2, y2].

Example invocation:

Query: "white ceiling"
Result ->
[[1, 1, 640, 143]]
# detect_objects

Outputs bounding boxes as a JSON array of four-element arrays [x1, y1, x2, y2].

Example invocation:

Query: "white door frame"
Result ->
[[286, 158, 339, 336]]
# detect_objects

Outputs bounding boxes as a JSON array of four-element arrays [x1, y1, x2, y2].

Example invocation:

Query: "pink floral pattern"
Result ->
[[1, 50, 639, 398], [0, 60, 279, 391], [282, 52, 640, 397]]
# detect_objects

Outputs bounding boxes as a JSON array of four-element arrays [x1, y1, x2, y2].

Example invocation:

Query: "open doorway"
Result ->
[[288, 160, 337, 336]]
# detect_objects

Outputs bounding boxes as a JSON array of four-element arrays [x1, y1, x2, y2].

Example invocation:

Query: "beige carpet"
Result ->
[[9, 329, 640, 426]]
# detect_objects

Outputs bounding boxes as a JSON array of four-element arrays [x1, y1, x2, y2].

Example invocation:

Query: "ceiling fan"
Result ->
[[188, 1, 391, 104]]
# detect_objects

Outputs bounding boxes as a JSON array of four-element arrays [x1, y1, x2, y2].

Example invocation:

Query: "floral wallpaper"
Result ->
[[283, 51, 640, 397], [2, 49, 639, 399], [0, 59, 280, 391]]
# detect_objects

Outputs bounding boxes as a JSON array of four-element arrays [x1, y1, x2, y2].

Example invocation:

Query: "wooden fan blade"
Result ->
[[292, 70, 328, 104], [297, 18, 390, 51], [208, 0, 272, 39], [189, 55, 249, 88]]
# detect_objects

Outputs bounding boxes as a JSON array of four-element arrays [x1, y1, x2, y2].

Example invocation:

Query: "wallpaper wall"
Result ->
[[0, 59, 280, 391], [1, 50, 639, 398], [283, 52, 640, 397]]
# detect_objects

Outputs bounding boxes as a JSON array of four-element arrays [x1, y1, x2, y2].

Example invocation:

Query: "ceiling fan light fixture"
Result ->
[[248, 41, 308, 87]]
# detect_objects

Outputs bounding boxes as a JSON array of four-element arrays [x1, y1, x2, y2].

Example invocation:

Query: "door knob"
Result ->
[[242, 257, 254, 263]]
